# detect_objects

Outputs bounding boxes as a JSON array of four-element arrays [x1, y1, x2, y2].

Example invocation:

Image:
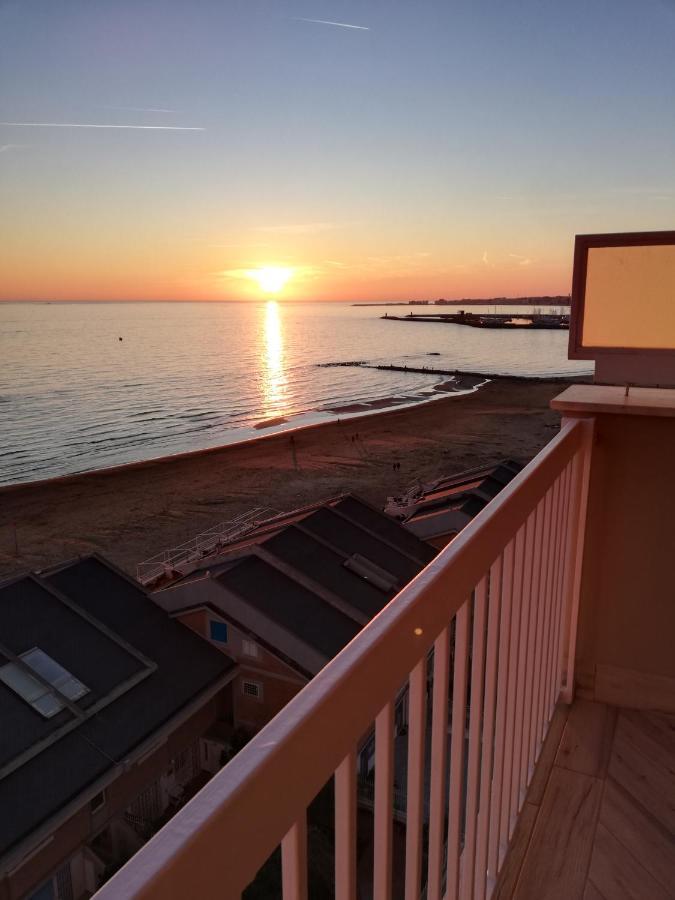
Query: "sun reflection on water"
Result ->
[[262, 301, 287, 416]]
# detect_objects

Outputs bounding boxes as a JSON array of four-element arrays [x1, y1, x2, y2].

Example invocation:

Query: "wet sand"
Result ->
[[0, 377, 580, 580]]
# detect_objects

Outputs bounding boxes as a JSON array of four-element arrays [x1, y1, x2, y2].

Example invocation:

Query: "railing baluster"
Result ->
[[404, 658, 427, 900], [487, 542, 514, 887], [461, 577, 488, 899], [474, 557, 502, 900], [545, 472, 563, 718], [525, 501, 545, 780], [538, 488, 555, 747], [447, 600, 471, 899], [560, 421, 594, 703], [500, 525, 524, 853], [335, 750, 357, 900], [537, 484, 556, 744], [543, 478, 562, 726], [550, 464, 572, 711], [281, 816, 308, 900], [510, 512, 534, 827], [427, 628, 450, 900], [374, 702, 394, 900], [546, 474, 566, 718]]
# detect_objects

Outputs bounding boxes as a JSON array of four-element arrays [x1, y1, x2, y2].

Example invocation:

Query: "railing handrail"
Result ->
[[97, 418, 592, 899], [136, 507, 277, 584]]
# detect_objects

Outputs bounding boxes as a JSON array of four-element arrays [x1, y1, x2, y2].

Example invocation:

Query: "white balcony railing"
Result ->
[[97, 417, 593, 900], [135, 507, 277, 585]]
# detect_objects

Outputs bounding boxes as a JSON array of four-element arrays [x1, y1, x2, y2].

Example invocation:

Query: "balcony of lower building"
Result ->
[[93, 384, 675, 900]]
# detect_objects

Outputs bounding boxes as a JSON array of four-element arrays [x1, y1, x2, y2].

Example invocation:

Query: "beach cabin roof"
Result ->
[[153, 495, 434, 676], [385, 459, 524, 545], [0, 555, 235, 864]]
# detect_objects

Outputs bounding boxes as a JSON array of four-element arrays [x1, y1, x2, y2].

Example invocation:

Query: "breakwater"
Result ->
[[381, 311, 569, 330]]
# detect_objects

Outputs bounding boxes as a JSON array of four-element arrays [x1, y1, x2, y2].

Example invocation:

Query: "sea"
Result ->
[[0, 301, 592, 487]]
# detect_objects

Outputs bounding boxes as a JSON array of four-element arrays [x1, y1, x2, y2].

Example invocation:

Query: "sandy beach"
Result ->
[[0, 377, 580, 580]]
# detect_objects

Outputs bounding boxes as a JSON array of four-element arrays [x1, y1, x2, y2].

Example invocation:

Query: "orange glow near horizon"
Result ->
[[0, 211, 581, 302], [0, 236, 574, 302], [0, 209, 577, 302]]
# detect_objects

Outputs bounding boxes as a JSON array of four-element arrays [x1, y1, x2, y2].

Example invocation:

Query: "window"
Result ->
[[0, 648, 89, 719], [27, 880, 54, 900], [27, 859, 73, 900], [209, 620, 228, 643], [241, 639, 258, 658], [90, 790, 106, 814], [242, 680, 262, 699]]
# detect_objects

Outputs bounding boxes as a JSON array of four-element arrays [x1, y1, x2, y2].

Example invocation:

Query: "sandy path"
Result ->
[[0, 378, 571, 579]]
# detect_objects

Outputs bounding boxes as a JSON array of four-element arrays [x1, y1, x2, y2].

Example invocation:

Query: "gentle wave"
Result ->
[[0, 301, 592, 486]]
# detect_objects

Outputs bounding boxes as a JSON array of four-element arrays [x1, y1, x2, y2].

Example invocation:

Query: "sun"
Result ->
[[251, 266, 293, 294]]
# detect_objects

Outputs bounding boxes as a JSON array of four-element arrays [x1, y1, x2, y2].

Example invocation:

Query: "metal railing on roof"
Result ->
[[136, 507, 278, 586]]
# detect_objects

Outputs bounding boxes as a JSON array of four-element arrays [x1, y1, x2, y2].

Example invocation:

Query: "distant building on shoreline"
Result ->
[[433, 294, 570, 306]]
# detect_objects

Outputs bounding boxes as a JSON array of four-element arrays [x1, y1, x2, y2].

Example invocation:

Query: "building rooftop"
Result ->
[[385, 459, 524, 542], [155, 494, 435, 675], [0, 555, 235, 862]]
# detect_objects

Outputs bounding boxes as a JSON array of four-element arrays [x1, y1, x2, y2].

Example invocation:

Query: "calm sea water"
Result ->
[[0, 302, 592, 486]]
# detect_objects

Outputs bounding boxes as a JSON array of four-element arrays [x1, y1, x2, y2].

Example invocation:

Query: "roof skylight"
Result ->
[[343, 553, 398, 592], [0, 648, 89, 718]]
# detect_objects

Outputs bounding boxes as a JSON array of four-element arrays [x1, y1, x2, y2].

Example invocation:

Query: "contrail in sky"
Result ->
[[102, 106, 178, 114], [291, 17, 369, 30], [0, 122, 204, 130]]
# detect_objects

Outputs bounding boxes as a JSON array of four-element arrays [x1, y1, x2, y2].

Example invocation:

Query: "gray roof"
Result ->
[[386, 460, 524, 539], [261, 526, 387, 619], [155, 494, 434, 674], [217, 556, 360, 660], [0, 556, 234, 861]]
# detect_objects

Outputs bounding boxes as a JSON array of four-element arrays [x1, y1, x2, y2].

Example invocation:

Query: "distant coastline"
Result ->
[[353, 296, 570, 307]]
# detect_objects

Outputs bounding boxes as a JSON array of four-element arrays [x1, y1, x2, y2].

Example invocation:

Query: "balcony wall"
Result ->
[[553, 386, 675, 711]]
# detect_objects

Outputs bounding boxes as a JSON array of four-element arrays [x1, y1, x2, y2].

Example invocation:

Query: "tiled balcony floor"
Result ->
[[495, 699, 675, 900]]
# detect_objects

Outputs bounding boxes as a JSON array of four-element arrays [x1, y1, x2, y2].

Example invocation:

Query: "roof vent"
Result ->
[[343, 554, 398, 592]]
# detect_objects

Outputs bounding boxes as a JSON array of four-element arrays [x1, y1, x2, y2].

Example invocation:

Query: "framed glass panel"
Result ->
[[22, 648, 89, 700], [570, 231, 675, 358], [0, 662, 64, 718]]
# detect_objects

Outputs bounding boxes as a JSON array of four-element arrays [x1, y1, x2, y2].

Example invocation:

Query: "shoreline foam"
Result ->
[[0, 376, 582, 579], [0, 371, 589, 494]]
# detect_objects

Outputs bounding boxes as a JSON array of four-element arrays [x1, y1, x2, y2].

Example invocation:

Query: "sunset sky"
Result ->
[[1, 0, 674, 301]]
